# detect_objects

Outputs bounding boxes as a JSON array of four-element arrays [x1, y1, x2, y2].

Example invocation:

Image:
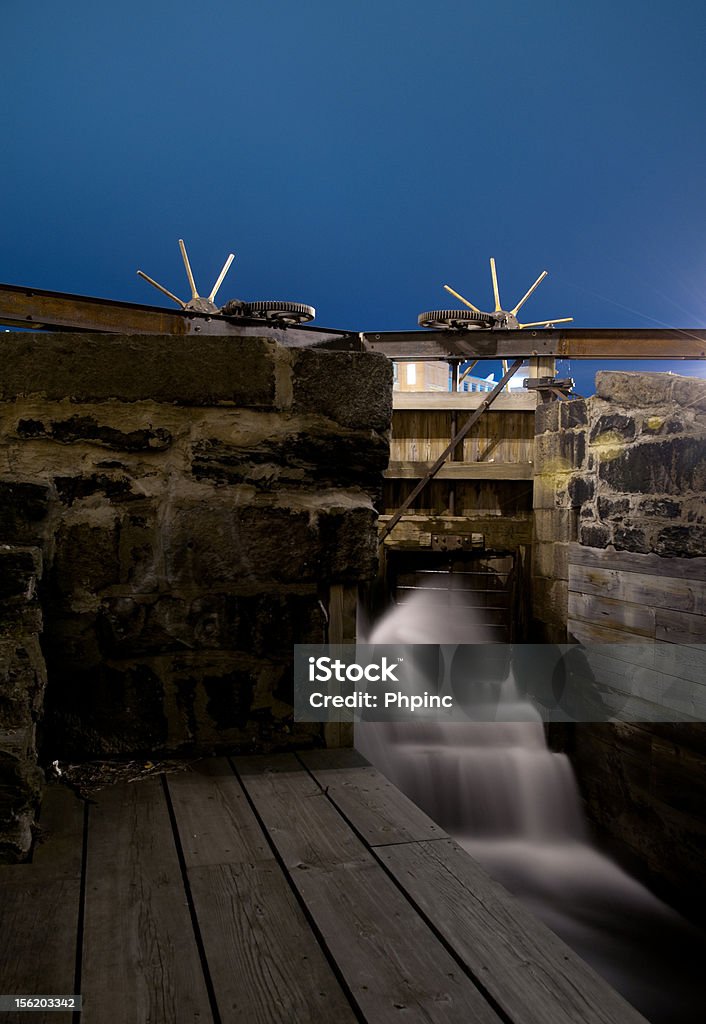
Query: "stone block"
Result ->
[[54, 473, 134, 506], [597, 496, 631, 520], [0, 635, 47, 731], [532, 474, 572, 510], [291, 350, 392, 431], [535, 402, 560, 434], [579, 523, 611, 548], [51, 518, 121, 597], [165, 504, 321, 587], [0, 335, 280, 408], [0, 547, 42, 606], [191, 424, 389, 492], [534, 508, 576, 544], [639, 498, 682, 519], [640, 415, 687, 436], [118, 505, 163, 591], [595, 371, 673, 407], [0, 741, 44, 862], [613, 526, 650, 554], [97, 591, 325, 660], [672, 377, 706, 413], [559, 400, 588, 428], [533, 541, 569, 581], [0, 481, 51, 546], [654, 525, 706, 558], [599, 438, 706, 495], [17, 414, 173, 451], [589, 413, 636, 445], [534, 430, 586, 471], [318, 506, 379, 581], [568, 475, 595, 507]]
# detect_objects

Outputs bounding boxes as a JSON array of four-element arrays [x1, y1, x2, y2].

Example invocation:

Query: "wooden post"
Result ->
[[323, 583, 358, 749]]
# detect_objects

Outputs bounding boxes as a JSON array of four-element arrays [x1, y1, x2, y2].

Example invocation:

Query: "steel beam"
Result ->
[[0, 282, 358, 349], [361, 328, 706, 361], [1, 281, 705, 360]]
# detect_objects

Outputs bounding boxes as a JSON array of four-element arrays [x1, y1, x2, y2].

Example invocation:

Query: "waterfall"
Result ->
[[356, 590, 706, 1024]]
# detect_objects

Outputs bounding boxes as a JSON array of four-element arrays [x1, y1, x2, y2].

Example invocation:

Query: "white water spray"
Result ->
[[356, 591, 706, 1024]]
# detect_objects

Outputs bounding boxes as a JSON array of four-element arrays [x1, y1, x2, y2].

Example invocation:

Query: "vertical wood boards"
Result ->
[[80, 778, 212, 1024], [389, 411, 534, 465], [297, 748, 448, 846], [301, 756, 649, 1024], [167, 759, 357, 1024], [236, 754, 502, 1024]]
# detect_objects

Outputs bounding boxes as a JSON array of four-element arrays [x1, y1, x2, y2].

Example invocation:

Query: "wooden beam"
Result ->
[[379, 360, 524, 543], [569, 543, 706, 581], [385, 461, 534, 480], [393, 391, 537, 411]]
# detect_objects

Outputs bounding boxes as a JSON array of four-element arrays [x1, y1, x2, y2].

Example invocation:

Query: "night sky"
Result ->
[[3, 0, 705, 394]]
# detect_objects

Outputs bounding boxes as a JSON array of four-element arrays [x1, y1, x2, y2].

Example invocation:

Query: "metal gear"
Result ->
[[242, 300, 316, 324], [418, 258, 572, 331], [137, 240, 316, 324], [417, 309, 494, 330]]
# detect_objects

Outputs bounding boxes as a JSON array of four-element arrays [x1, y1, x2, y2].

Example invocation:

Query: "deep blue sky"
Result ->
[[3, 0, 705, 394]]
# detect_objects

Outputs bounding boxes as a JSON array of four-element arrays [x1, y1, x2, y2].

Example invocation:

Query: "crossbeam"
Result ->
[[361, 328, 706, 361], [378, 359, 524, 543], [1, 281, 705, 360], [0, 282, 357, 349]]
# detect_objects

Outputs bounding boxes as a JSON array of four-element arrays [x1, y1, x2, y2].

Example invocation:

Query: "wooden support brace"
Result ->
[[378, 359, 524, 544]]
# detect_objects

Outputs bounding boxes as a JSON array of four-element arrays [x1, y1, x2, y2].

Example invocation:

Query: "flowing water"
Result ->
[[356, 591, 706, 1023]]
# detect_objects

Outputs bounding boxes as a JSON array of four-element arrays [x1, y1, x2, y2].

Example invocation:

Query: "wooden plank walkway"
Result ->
[[0, 750, 650, 1024]]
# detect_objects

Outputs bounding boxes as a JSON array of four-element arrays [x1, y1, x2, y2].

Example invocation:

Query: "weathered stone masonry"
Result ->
[[0, 333, 392, 859], [533, 370, 706, 910]]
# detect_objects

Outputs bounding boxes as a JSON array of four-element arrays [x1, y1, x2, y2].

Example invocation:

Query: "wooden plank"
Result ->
[[167, 761, 357, 1024], [567, 592, 656, 638], [567, 619, 658, 646], [298, 748, 448, 846], [187, 863, 357, 1024], [655, 606, 706, 646], [0, 786, 84, 1024], [393, 392, 537, 411], [166, 758, 272, 869], [568, 544, 706, 582], [377, 839, 649, 1024], [81, 777, 212, 1024], [568, 563, 706, 615], [385, 462, 533, 480], [236, 754, 501, 1024]]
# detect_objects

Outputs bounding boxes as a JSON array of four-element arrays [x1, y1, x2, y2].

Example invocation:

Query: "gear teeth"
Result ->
[[243, 300, 315, 323], [417, 309, 494, 330]]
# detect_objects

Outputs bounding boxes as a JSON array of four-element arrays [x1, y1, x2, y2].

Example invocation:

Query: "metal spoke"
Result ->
[[207, 253, 235, 303], [136, 271, 187, 308], [179, 239, 199, 300], [519, 317, 573, 329], [490, 257, 502, 313], [511, 271, 547, 315], [443, 284, 483, 314]]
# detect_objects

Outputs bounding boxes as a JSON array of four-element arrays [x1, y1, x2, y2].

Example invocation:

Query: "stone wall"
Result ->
[[0, 334, 391, 855], [0, 545, 46, 860], [534, 370, 706, 910], [532, 371, 706, 638]]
